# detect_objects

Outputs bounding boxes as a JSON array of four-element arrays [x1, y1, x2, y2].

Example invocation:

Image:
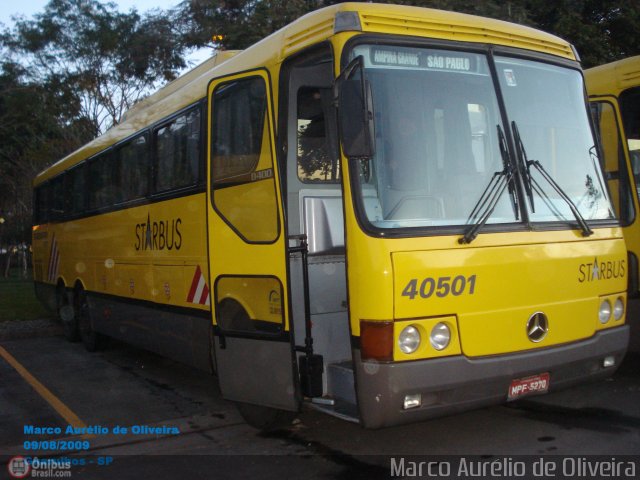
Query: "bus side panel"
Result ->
[[45, 192, 213, 371], [89, 293, 212, 372]]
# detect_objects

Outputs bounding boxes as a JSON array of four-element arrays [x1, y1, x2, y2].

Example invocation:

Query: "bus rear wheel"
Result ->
[[76, 290, 107, 352], [234, 402, 297, 432], [57, 283, 79, 342]]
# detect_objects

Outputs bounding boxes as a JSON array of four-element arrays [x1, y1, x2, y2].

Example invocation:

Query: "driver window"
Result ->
[[297, 87, 339, 183]]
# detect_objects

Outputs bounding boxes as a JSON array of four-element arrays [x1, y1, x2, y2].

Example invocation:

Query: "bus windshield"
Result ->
[[349, 44, 614, 231], [496, 56, 614, 223]]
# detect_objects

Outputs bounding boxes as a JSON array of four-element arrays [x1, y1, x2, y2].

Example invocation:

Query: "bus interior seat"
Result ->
[[434, 99, 478, 219], [379, 79, 435, 219], [302, 192, 345, 255]]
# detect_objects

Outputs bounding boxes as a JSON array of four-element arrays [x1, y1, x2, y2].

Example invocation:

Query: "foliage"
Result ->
[[0, 0, 188, 246], [176, 0, 316, 51], [525, 0, 640, 67], [0, 62, 94, 245], [174, 0, 532, 50], [298, 121, 336, 181], [2, 0, 187, 133]]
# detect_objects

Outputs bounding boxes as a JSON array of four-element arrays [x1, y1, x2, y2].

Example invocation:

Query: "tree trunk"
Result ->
[[4, 251, 12, 278], [21, 249, 28, 278]]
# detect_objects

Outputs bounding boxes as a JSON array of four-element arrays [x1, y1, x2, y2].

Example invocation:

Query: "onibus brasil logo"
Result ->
[[8, 455, 73, 478], [7, 456, 30, 478]]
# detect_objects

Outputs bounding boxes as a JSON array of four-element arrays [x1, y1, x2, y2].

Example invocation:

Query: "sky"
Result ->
[[0, 0, 183, 27]]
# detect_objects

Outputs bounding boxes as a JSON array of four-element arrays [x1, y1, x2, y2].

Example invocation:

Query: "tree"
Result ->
[[525, 0, 640, 67], [1, 0, 188, 133], [0, 0, 189, 247], [176, 0, 317, 50], [0, 60, 93, 248], [174, 0, 534, 51], [298, 120, 336, 181]]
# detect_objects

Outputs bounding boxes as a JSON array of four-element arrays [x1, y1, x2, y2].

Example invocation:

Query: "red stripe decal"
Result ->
[[48, 235, 56, 281], [52, 251, 60, 281], [187, 266, 201, 303], [199, 283, 209, 305]]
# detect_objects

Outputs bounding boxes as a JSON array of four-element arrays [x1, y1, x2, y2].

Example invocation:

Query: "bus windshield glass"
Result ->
[[496, 56, 614, 223], [348, 44, 614, 231]]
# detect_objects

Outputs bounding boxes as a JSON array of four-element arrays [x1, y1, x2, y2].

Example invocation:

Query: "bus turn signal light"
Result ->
[[360, 320, 394, 361]]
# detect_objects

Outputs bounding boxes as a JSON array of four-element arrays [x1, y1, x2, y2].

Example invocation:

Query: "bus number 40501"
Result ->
[[401, 275, 477, 300]]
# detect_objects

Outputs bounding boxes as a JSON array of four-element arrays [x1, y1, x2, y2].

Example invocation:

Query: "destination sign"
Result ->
[[372, 49, 419, 67], [368, 47, 480, 73], [425, 54, 471, 71]]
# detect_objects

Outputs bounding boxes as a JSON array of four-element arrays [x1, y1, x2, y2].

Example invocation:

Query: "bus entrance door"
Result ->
[[206, 70, 299, 413]]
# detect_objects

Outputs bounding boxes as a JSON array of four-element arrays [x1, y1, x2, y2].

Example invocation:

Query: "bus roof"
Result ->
[[34, 2, 575, 185], [585, 55, 640, 97]]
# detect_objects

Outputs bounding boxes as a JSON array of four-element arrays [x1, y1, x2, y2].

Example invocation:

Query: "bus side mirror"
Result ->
[[336, 56, 375, 159], [338, 80, 375, 159]]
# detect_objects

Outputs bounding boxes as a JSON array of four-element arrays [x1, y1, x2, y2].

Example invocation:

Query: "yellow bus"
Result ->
[[586, 58, 640, 294], [33, 3, 629, 429]]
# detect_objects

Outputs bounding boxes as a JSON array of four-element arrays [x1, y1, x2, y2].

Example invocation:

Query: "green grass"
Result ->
[[0, 270, 51, 322]]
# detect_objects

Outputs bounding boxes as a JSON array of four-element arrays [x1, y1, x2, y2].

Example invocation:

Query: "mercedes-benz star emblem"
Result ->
[[526, 312, 548, 343]]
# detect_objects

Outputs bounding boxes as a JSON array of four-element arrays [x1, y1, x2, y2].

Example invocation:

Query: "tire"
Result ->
[[57, 284, 79, 342], [76, 290, 107, 352], [235, 402, 297, 432], [55, 284, 65, 323]]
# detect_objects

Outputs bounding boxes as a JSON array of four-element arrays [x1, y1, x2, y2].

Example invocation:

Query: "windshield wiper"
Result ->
[[511, 120, 535, 212], [459, 125, 517, 244], [499, 124, 520, 222], [511, 121, 594, 237]]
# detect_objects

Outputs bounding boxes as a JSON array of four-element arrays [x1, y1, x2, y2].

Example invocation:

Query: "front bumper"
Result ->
[[355, 326, 629, 428]]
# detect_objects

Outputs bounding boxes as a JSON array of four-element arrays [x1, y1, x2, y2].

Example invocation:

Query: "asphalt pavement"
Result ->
[[1, 321, 639, 479]]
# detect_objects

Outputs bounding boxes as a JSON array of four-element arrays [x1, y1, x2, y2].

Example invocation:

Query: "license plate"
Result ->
[[507, 373, 550, 400]]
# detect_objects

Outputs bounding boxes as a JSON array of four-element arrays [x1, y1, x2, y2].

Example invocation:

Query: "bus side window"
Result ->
[[35, 183, 51, 224], [211, 76, 279, 243], [154, 108, 201, 193], [69, 163, 87, 215], [116, 134, 149, 203], [88, 152, 115, 211], [51, 175, 65, 221]]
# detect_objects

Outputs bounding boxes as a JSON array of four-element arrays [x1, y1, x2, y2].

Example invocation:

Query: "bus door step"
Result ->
[[311, 397, 335, 406], [307, 396, 360, 424], [327, 361, 356, 404]]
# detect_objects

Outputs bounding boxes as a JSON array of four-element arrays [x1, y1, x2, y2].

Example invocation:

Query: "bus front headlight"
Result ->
[[430, 323, 451, 351], [398, 325, 421, 354], [599, 299, 612, 324], [613, 297, 625, 321]]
